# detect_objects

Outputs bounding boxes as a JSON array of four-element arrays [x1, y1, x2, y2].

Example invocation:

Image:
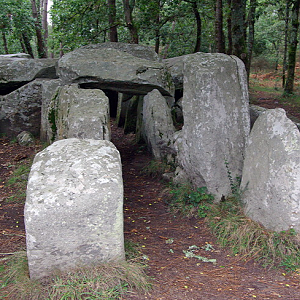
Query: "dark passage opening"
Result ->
[[102, 89, 118, 118]]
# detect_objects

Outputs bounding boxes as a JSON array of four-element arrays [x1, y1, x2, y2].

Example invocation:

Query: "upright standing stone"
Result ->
[[175, 53, 250, 201], [48, 84, 110, 142], [143, 89, 176, 161], [25, 139, 124, 279], [241, 108, 300, 232]]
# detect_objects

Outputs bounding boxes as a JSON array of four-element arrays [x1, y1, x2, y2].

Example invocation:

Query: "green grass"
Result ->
[[207, 197, 300, 271], [0, 242, 151, 300], [5, 164, 31, 203]]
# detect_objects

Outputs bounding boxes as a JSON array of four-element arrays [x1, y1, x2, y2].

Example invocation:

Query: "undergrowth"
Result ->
[[169, 184, 300, 272], [168, 183, 214, 218], [0, 242, 151, 300], [142, 159, 175, 178]]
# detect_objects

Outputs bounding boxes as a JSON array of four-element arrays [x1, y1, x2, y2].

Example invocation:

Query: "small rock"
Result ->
[[17, 131, 34, 146]]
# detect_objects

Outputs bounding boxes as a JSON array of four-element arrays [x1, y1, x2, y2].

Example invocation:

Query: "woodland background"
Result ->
[[0, 0, 299, 94]]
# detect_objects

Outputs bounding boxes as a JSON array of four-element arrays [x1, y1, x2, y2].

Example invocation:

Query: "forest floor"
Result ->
[[1, 76, 300, 299]]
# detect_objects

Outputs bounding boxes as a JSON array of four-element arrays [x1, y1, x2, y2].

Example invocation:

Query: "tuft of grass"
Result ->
[[5, 164, 31, 203], [168, 183, 214, 218], [207, 197, 300, 271], [142, 159, 175, 178], [167, 183, 300, 272], [0, 249, 151, 300]]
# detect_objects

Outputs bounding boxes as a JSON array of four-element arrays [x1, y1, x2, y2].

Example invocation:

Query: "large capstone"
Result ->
[[142, 89, 176, 161], [57, 43, 173, 96], [0, 55, 57, 95], [47, 84, 110, 142], [25, 138, 124, 279], [175, 53, 250, 201], [241, 108, 300, 232]]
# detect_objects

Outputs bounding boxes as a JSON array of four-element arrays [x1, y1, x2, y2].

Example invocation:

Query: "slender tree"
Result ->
[[284, 0, 300, 94], [108, 0, 118, 42], [246, 0, 257, 80], [191, 0, 202, 53], [123, 0, 139, 43], [231, 0, 247, 66], [41, 0, 48, 45], [226, 0, 233, 54], [2, 32, 8, 54], [215, 0, 225, 53], [282, 0, 290, 87], [22, 32, 34, 57], [31, 0, 47, 57]]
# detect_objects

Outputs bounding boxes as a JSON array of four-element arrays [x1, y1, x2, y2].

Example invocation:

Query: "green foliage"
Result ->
[[0, 0, 34, 55], [168, 184, 214, 218], [224, 160, 243, 200], [0, 251, 151, 299], [50, 0, 113, 53]]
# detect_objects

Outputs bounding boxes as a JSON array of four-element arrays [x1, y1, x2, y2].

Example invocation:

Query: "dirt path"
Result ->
[[111, 123, 300, 300], [0, 121, 300, 299]]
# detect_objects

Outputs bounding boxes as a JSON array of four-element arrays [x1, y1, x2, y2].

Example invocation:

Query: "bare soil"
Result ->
[[1, 100, 300, 299]]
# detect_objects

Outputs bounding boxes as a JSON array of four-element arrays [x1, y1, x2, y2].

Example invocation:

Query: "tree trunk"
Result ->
[[41, 0, 48, 45], [19, 36, 26, 53], [108, 0, 118, 42], [246, 0, 257, 81], [2, 32, 9, 54], [31, 0, 47, 58], [231, 0, 247, 67], [162, 21, 176, 58], [226, 0, 232, 54], [284, 0, 300, 94], [282, 0, 290, 88], [154, 3, 160, 54], [215, 0, 225, 53], [192, 0, 202, 53], [60, 42, 64, 58], [155, 28, 160, 54], [22, 32, 34, 58], [123, 0, 139, 44]]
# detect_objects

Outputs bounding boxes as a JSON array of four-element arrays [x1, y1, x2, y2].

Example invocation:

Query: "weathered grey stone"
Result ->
[[17, 131, 34, 146], [241, 108, 300, 232], [0, 53, 32, 59], [164, 56, 186, 90], [0, 80, 43, 137], [143, 89, 176, 161], [48, 84, 110, 142], [25, 138, 124, 279], [172, 97, 183, 124], [57, 44, 173, 96], [124, 95, 140, 134], [40, 79, 62, 141], [80, 42, 160, 61], [0, 57, 58, 95], [116, 93, 132, 127], [250, 104, 300, 131], [250, 105, 268, 129], [175, 53, 250, 201]]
